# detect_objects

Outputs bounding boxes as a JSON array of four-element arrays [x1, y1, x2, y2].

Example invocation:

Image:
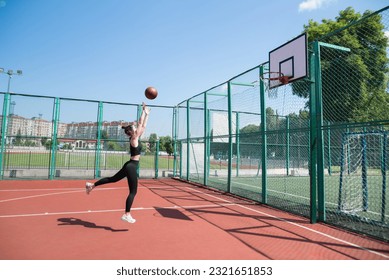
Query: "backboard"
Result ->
[[268, 33, 308, 88]]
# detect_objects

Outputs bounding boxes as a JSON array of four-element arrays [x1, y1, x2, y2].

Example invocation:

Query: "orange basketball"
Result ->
[[145, 86, 158, 100]]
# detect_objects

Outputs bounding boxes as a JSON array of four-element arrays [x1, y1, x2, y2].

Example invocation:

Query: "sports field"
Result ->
[[1, 178, 388, 260], [3, 150, 173, 170]]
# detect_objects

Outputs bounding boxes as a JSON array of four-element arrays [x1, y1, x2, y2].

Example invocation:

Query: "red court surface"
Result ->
[[0, 178, 388, 260]]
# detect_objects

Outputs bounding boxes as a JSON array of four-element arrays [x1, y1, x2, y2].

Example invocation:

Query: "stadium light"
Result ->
[[0, 67, 23, 94]]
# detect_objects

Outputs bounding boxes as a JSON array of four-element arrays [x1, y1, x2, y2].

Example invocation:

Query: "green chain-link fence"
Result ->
[[316, 7, 389, 241], [0, 94, 175, 179], [175, 6, 389, 242], [1, 6, 388, 242]]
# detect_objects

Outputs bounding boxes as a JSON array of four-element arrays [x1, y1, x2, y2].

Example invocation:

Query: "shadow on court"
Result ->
[[57, 217, 129, 232], [154, 207, 193, 221]]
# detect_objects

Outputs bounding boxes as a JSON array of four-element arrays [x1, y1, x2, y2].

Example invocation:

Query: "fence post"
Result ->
[[137, 104, 142, 176], [49, 97, 60, 179], [259, 65, 267, 203], [204, 92, 209, 186], [286, 116, 290, 176], [179, 141, 183, 179], [172, 106, 178, 177], [327, 121, 332, 175], [227, 81, 233, 193], [0, 93, 11, 179], [315, 42, 326, 222], [381, 132, 387, 223], [94, 101, 103, 178], [155, 140, 159, 179], [236, 112, 240, 177], [186, 99, 190, 181], [309, 42, 319, 224]]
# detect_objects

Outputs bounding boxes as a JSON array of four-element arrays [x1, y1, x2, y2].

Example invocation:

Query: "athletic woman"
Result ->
[[85, 102, 150, 223]]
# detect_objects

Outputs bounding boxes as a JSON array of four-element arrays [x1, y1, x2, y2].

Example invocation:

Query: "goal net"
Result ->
[[338, 131, 387, 215]]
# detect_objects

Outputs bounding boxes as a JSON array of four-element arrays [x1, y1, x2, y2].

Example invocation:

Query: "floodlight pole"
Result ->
[[0, 68, 22, 179]]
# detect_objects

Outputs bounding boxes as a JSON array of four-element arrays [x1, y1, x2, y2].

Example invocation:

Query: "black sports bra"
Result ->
[[130, 142, 142, 157]]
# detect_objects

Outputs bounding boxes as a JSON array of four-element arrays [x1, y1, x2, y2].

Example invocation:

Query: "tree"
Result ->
[[106, 141, 122, 151], [41, 137, 48, 147], [266, 107, 280, 130], [159, 136, 174, 155], [14, 129, 23, 146], [240, 124, 259, 134], [148, 133, 158, 153], [293, 7, 389, 122]]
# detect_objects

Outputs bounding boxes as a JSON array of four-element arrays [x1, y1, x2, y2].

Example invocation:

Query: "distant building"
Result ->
[[64, 120, 131, 140], [0, 114, 133, 147]]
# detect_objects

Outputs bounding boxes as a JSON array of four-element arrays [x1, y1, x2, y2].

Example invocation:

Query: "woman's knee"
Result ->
[[128, 190, 137, 200]]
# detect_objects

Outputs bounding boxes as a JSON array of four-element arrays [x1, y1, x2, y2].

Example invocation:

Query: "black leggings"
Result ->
[[94, 160, 139, 212]]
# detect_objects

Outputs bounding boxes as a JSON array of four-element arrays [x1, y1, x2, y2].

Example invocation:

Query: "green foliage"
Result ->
[[159, 135, 174, 155], [296, 7, 389, 123], [106, 141, 124, 151], [98, 130, 109, 139], [148, 133, 158, 152], [240, 124, 259, 134]]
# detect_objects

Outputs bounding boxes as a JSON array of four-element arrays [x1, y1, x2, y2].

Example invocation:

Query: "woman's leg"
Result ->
[[86, 161, 129, 194], [124, 161, 138, 213], [121, 161, 139, 223]]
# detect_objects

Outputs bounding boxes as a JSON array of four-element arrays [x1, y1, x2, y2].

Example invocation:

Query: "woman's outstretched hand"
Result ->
[[142, 102, 151, 115]]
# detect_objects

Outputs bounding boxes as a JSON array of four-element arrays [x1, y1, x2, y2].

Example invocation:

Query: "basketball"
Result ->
[[145, 86, 158, 100]]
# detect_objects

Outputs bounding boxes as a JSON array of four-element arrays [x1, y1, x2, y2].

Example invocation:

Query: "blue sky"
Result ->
[[0, 0, 387, 136]]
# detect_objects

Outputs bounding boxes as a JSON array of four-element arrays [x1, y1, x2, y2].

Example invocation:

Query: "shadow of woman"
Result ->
[[57, 217, 128, 232]]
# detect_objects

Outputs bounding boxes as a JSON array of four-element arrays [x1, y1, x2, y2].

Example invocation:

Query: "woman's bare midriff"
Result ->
[[131, 155, 140, 161]]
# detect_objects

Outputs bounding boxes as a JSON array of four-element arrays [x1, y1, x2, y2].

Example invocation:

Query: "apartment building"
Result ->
[[0, 115, 132, 145]]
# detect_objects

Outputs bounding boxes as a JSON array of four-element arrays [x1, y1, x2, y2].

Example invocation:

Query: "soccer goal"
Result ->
[[338, 131, 387, 222], [181, 141, 204, 182]]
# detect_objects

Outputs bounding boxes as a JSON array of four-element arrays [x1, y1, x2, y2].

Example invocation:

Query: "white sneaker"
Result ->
[[121, 214, 136, 223], [85, 182, 94, 195]]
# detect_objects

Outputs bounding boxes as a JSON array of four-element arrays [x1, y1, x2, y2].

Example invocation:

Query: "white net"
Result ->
[[181, 142, 204, 180], [259, 72, 288, 99], [339, 134, 365, 213], [339, 132, 386, 214]]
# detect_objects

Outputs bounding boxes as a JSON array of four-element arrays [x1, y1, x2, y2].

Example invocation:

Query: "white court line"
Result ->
[[184, 186, 389, 259], [0, 186, 148, 203], [0, 185, 157, 193], [0, 203, 235, 218], [0, 190, 85, 203], [0, 188, 81, 192], [215, 177, 389, 218], [0, 186, 127, 192]]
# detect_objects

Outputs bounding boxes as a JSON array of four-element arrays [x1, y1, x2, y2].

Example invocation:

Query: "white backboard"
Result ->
[[268, 33, 308, 88]]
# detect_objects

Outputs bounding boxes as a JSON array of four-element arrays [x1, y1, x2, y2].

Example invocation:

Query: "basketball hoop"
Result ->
[[259, 71, 289, 99]]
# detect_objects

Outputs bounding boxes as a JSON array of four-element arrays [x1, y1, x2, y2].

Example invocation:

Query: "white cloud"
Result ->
[[298, 0, 335, 12]]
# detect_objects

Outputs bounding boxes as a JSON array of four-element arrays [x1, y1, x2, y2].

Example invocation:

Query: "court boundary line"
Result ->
[[183, 185, 389, 259], [0, 203, 236, 218], [213, 177, 389, 219], [0, 186, 156, 203], [0, 186, 156, 192]]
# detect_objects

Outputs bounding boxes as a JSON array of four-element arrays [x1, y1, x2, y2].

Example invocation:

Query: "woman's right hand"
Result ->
[[142, 102, 151, 115]]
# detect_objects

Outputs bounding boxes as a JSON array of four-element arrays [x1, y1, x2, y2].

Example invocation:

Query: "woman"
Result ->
[[85, 102, 150, 223]]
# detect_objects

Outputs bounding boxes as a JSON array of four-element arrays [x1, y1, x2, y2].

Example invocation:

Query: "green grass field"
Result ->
[[3, 151, 174, 170], [200, 173, 388, 223]]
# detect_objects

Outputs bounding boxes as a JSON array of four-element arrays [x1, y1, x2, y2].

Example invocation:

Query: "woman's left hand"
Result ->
[[142, 102, 151, 115]]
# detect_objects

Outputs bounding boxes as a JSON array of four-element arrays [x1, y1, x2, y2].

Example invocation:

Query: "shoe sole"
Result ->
[[121, 217, 136, 223]]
